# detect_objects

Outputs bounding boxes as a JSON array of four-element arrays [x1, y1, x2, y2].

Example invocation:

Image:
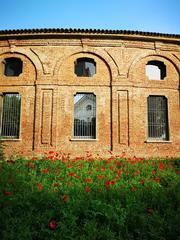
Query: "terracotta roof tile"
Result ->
[[0, 28, 179, 39]]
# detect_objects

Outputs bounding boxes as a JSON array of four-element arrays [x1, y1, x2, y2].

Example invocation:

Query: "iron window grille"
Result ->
[[74, 93, 96, 139], [0, 93, 21, 139], [147, 96, 169, 140]]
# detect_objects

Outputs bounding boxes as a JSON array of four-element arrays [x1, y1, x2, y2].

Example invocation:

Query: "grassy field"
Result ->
[[0, 152, 180, 240]]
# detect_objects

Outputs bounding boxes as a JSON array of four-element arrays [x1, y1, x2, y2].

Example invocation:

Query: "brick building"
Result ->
[[0, 28, 179, 158]]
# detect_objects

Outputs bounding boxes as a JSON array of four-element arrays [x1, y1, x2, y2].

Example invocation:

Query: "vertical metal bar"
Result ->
[[1, 93, 20, 138], [148, 96, 168, 140], [74, 93, 96, 139]]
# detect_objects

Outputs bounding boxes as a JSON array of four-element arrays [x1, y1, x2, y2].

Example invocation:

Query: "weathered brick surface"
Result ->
[[0, 31, 179, 158]]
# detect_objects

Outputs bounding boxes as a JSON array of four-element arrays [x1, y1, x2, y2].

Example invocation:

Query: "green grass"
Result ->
[[0, 152, 180, 240]]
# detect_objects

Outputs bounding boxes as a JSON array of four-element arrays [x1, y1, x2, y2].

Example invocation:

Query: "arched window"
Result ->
[[74, 58, 96, 77], [4, 57, 23, 76], [74, 93, 96, 139], [146, 61, 166, 80], [0, 93, 21, 138], [147, 96, 169, 140]]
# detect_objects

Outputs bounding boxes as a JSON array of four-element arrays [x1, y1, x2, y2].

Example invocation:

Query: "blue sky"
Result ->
[[0, 0, 180, 34]]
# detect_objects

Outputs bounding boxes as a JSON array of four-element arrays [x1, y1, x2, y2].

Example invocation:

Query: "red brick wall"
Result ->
[[0, 35, 179, 158]]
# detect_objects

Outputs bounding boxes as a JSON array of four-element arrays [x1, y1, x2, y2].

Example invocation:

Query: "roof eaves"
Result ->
[[0, 28, 180, 40]]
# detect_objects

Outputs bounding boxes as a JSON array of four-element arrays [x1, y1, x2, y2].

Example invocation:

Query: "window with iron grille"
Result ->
[[74, 93, 96, 139], [74, 58, 96, 77], [0, 93, 21, 139], [147, 96, 169, 140]]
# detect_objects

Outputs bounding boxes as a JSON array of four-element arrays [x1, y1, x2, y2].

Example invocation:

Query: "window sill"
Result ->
[[145, 139, 172, 143], [146, 78, 166, 81], [0, 138, 21, 141], [70, 138, 97, 142]]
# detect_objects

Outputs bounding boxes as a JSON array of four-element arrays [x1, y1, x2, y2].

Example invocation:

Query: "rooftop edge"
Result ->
[[0, 28, 179, 39]]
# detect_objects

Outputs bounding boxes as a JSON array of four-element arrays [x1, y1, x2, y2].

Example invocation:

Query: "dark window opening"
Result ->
[[0, 93, 21, 138], [75, 58, 96, 77], [74, 93, 96, 139], [147, 96, 169, 140], [146, 61, 166, 80], [86, 105, 92, 111], [4, 58, 23, 76]]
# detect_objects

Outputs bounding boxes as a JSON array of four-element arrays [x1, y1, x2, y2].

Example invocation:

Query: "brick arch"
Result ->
[[128, 51, 180, 79], [53, 47, 119, 81], [0, 49, 44, 79]]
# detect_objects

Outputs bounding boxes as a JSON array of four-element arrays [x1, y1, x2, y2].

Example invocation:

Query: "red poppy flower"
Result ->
[[49, 151, 54, 154], [68, 164, 74, 168], [98, 175, 106, 180], [134, 170, 140, 176], [75, 175, 80, 180], [114, 169, 122, 175], [49, 219, 57, 230], [131, 187, 137, 191], [115, 161, 121, 167], [105, 181, 110, 185], [41, 169, 48, 173], [3, 190, 12, 196], [78, 163, 82, 168], [109, 180, 115, 185], [63, 194, 69, 202], [154, 177, 160, 183], [86, 178, 91, 184], [54, 183, 58, 187], [123, 170, 129, 176], [158, 162, 166, 171], [101, 165, 105, 170], [130, 160, 136, 164], [85, 187, 90, 193], [37, 183, 43, 191], [139, 178, 144, 185], [147, 207, 153, 215], [68, 172, 75, 177]]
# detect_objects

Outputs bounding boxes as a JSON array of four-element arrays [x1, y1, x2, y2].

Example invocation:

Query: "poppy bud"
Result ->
[[49, 219, 57, 230]]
